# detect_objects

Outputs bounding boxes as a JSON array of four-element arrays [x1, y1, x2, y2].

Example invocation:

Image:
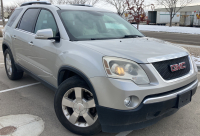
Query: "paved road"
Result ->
[[141, 31, 200, 46], [0, 42, 200, 136]]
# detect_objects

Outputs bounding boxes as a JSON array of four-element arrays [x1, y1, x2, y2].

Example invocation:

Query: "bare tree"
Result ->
[[126, 0, 146, 29], [9, 0, 99, 7], [157, 0, 192, 27], [48, 0, 56, 4], [4, 0, 100, 18], [145, 4, 155, 11], [4, 5, 17, 18], [9, 0, 31, 7], [57, 0, 99, 6], [104, 0, 128, 16]]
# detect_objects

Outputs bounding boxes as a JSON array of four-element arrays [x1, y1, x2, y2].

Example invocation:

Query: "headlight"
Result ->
[[103, 57, 150, 85]]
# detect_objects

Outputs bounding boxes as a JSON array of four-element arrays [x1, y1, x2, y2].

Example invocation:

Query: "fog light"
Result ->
[[124, 96, 140, 108], [124, 97, 131, 106]]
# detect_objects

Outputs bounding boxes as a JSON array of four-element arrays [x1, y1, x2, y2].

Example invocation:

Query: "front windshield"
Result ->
[[58, 10, 144, 41]]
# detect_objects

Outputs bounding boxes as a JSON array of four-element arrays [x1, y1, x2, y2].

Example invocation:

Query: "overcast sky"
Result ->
[[3, 0, 200, 12]]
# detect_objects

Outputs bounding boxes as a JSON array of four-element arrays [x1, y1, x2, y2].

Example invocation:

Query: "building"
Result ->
[[147, 5, 200, 26], [155, 5, 200, 12]]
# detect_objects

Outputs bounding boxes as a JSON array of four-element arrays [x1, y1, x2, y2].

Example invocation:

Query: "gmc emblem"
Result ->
[[170, 62, 186, 72]]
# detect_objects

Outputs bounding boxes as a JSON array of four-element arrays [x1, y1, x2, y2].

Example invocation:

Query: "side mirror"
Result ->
[[35, 29, 54, 39]]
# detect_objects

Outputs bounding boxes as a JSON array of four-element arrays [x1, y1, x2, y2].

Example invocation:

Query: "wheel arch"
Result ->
[[2, 42, 10, 53], [58, 66, 99, 105], [2, 42, 23, 72]]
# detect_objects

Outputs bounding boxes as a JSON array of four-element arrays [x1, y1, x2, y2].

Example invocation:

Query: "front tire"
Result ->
[[4, 49, 23, 80], [54, 76, 101, 135]]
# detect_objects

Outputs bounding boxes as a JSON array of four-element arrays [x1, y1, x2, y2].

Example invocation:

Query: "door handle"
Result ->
[[28, 41, 34, 46]]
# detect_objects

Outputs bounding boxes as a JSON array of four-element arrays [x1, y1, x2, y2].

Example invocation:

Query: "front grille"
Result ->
[[152, 56, 190, 80]]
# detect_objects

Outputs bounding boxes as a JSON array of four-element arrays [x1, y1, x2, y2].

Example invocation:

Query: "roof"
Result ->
[[21, 1, 51, 6], [18, 1, 112, 13], [57, 5, 111, 12], [155, 5, 200, 12]]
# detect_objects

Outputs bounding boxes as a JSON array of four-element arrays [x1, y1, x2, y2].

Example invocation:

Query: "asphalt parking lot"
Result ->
[[141, 31, 200, 46], [0, 39, 200, 136]]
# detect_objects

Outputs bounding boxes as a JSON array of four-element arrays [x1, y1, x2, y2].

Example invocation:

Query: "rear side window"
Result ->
[[18, 9, 40, 33], [7, 9, 23, 27]]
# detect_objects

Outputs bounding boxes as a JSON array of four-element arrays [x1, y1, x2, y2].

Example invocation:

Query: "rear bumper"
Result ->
[[97, 80, 198, 133]]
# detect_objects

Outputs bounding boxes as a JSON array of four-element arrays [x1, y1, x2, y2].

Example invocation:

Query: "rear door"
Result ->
[[13, 8, 40, 71], [4, 8, 23, 60]]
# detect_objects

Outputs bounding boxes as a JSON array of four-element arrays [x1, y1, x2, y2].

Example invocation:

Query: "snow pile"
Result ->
[[180, 45, 200, 66], [137, 25, 200, 35], [191, 55, 200, 66]]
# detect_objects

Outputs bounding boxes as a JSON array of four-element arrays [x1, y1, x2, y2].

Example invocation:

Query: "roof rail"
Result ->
[[21, 1, 51, 7], [71, 4, 93, 7]]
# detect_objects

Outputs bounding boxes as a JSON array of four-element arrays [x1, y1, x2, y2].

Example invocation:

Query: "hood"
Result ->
[[76, 37, 187, 63]]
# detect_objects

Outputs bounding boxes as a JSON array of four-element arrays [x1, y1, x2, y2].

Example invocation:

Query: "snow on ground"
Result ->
[[191, 56, 200, 65], [0, 19, 8, 22], [137, 25, 200, 35]]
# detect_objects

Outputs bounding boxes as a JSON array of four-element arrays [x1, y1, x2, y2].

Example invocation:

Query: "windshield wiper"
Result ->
[[91, 38, 112, 40], [83, 36, 143, 41], [123, 35, 143, 38]]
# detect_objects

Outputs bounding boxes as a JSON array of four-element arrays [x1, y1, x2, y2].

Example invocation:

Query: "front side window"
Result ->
[[58, 10, 144, 41], [34, 10, 58, 37], [18, 9, 40, 33]]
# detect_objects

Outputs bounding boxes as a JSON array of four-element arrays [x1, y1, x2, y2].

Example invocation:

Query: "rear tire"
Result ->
[[54, 76, 101, 135], [4, 49, 24, 80]]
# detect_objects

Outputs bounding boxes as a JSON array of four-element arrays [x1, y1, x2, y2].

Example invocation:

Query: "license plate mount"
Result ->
[[177, 91, 192, 108]]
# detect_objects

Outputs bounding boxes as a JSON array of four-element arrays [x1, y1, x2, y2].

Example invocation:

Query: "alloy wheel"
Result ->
[[6, 53, 12, 76], [62, 87, 98, 127]]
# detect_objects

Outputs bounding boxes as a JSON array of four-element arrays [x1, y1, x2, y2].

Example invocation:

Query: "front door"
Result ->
[[30, 9, 60, 87]]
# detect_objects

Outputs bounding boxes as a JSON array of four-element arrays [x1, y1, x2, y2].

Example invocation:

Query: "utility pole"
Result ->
[[0, 0, 5, 27]]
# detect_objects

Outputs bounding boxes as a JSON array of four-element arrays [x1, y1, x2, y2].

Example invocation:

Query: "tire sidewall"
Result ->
[[54, 76, 101, 135]]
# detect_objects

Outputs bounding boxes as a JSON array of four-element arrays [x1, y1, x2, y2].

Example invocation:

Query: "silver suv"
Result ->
[[2, 1, 198, 135]]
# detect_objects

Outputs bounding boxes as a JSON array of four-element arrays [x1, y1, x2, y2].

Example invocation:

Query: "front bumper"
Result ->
[[96, 80, 198, 133], [90, 73, 197, 110]]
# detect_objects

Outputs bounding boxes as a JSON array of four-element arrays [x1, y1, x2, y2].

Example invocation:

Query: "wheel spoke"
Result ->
[[87, 99, 95, 108], [83, 112, 95, 126], [10, 67, 12, 73], [6, 58, 11, 65], [6, 58, 9, 64], [68, 112, 79, 124], [74, 88, 83, 99], [62, 97, 73, 108], [6, 64, 10, 70]]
